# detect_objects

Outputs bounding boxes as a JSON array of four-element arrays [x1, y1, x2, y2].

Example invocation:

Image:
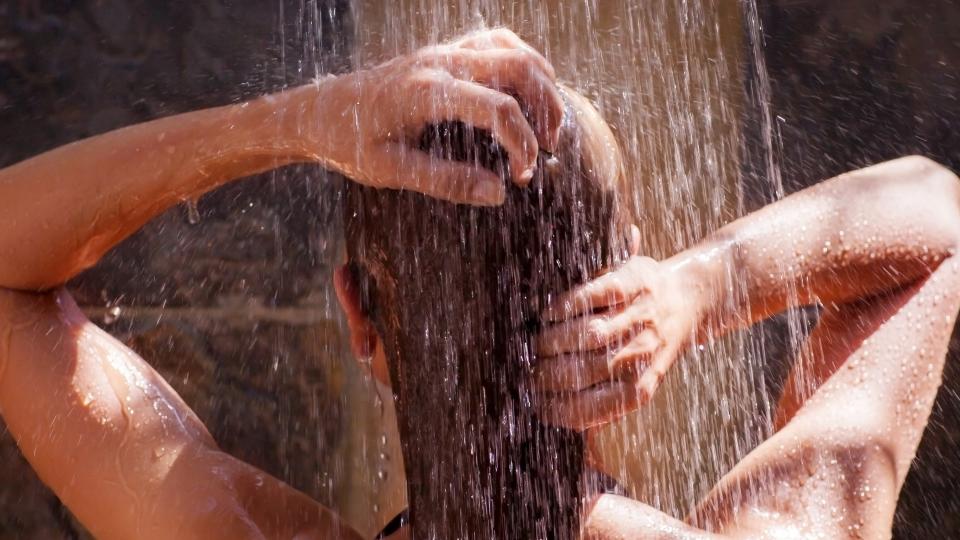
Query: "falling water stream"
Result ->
[[5, 1, 960, 538], [314, 0, 811, 535]]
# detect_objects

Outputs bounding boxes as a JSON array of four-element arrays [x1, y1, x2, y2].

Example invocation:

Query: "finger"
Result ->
[[537, 381, 640, 432], [542, 257, 651, 321], [583, 427, 607, 471], [635, 350, 675, 403], [370, 142, 506, 205], [409, 73, 539, 186], [333, 265, 377, 359], [608, 329, 660, 377], [536, 301, 650, 357], [452, 48, 563, 152], [531, 350, 611, 393]]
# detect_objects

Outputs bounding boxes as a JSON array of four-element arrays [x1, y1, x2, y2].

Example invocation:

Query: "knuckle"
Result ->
[[504, 48, 534, 69], [639, 369, 664, 389], [490, 27, 519, 40], [586, 319, 610, 343], [407, 69, 446, 92], [493, 95, 523, 122], [608, 285, 629, 303]]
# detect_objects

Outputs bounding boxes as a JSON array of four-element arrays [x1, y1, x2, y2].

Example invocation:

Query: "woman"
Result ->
[[1, 26, 958, 538], [0, 29, 562, 539]]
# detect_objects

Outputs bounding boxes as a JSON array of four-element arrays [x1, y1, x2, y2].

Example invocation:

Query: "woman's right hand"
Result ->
[[289, 28, 564, 206]]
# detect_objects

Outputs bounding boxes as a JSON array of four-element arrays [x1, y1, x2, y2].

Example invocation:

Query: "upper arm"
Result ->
[[0, 288, 361, 540], [691, 254, 960, 539]]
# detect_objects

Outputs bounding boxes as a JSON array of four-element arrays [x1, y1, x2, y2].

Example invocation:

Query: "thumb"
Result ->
[[334, 265, 377, 359], [372, 143, 507, 206]]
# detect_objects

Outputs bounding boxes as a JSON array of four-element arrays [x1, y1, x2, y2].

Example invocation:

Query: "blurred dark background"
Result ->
[[1, 0, 958, 538]]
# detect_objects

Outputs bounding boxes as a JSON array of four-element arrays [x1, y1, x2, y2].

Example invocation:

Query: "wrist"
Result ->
[[272, 74, 362, 169], [664, 238, 732, 335]]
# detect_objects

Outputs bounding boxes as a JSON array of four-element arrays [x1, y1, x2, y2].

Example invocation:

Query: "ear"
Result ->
[[628, 224, 641, 256], [334, 265, 378, 360]]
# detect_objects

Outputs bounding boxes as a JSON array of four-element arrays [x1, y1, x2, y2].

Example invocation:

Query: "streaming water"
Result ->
[[5, 1, 957, 538], [293, 0, 810, 536]]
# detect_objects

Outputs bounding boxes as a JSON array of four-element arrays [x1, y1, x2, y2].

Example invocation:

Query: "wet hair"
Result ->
[[344, 87, 627, 539]]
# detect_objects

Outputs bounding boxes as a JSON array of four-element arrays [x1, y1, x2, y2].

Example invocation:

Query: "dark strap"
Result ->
[[375, 510, 409, 539]]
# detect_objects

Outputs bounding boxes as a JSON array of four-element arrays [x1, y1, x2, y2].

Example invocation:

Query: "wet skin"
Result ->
[[0, 27, 959, 540], [534, 156, 960, 539]]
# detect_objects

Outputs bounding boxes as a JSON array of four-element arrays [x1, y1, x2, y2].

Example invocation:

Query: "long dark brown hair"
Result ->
[[344, 87, 627, 539]]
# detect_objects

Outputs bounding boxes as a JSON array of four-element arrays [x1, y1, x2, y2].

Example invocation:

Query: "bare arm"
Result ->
[[0, 89, 314, 290], [0, 28, 561, 538], [583, 254, 960, 540], [690, 261, 960, 539], [0, 28, 562, 291], [535, 156, 960, 427], [0, 288, 363, 539]]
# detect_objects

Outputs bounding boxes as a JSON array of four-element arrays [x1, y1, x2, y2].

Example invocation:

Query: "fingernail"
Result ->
[[473, 180, 505, 205], [520, 168, 535, 184]]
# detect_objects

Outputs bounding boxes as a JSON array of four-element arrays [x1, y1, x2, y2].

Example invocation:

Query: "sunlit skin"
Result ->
[[0, 29, 560, 540], [530, 156, 960, 539]]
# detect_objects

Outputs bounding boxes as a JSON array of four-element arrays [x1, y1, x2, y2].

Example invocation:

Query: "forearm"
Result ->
[[669, 156, 960, 333], [0, 81, 342, 291]]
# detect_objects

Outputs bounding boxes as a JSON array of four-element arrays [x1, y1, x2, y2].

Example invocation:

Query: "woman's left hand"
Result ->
[[532, 238, 705, 431]]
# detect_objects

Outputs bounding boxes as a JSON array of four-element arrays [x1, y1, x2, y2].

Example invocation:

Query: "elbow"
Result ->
[[901, 156, 960, 251], [900, 155, 960, 199]]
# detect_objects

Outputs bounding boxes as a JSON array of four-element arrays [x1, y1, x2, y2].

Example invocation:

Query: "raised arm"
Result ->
[[0, 287, 366, 539], [680, 155, 960, 333], [541, 158, 960, 539], [0, 28, 562, 291], [0, 28, 561, 539], [535, 156, 960, 428]]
